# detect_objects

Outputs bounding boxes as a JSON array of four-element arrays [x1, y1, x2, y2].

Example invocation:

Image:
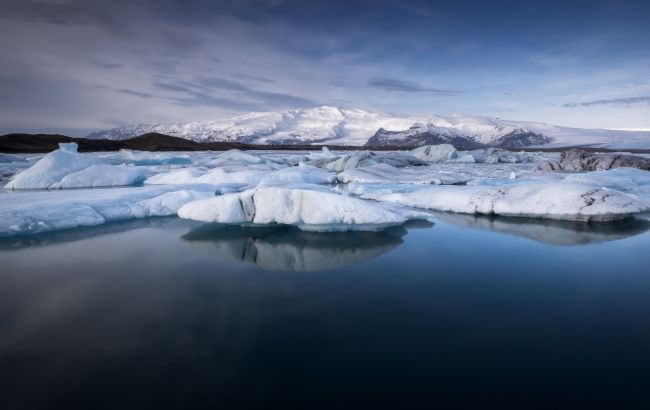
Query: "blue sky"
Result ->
[[0, 0, 649, 135]]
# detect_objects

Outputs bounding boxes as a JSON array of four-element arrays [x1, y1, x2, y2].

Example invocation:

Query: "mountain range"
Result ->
[[86, 106, 650, 149]]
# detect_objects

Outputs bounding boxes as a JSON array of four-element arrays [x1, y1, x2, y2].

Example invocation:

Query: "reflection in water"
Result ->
[[435, 212, 650, 245], [182, 222, 428, 272], [2, 216, 650, 408], [0, 217, 189, 251]]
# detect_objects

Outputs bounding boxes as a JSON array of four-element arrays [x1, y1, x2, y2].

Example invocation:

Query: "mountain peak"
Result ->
[[86, 106, 650, 149]]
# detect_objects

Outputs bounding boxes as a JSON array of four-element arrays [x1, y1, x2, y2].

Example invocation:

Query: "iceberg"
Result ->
[[561, 168, 650, 192], [178, 185, 432, 231], [4, 143, 149, 189], [145, 163, 335, 186], [0, 185, 215, 236], [411, 144, 457, 162], [259, 164, 337, 185], [51, 164, 147, 189], [338, 163, 469, 185], [539, 150, 650, 172], [4, 143, 99, 189], [117, 149, 192, 165], [207, 149, 274, 166], [366, 183, 650, 222]]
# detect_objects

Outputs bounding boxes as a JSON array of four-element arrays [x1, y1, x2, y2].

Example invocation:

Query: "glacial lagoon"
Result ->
[[2, 215, 650, 408]]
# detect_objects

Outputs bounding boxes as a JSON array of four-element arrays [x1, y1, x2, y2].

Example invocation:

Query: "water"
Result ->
[[2, 215, 650, 409]]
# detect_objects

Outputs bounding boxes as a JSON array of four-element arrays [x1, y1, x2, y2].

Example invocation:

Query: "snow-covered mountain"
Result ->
[[86, 106, 650, 149]]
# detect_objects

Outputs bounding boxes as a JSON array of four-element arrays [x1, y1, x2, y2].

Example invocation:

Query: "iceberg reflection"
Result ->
[[435, 212, 650, 245], [181, 223, 424, 272]]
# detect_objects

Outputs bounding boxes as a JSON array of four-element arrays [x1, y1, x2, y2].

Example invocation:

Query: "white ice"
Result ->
[[411, 144, 457, 162], [178, 185, 432, 231], [0, 185, 215, 236], [338, 163, 469, 185], [365, 183, 649, 222], [2, 146, 650, 237], [5, 143, 150, 189]]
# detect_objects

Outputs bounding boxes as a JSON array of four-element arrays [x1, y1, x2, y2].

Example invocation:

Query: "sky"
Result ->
[[0, 0, 649, 136]]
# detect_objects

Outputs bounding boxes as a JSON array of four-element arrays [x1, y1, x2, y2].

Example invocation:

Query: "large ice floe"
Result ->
[[355, 181, 649, 222], [178, 185, 432, 231], [2, 144, 650, 236], [0, 185, 216, 236]]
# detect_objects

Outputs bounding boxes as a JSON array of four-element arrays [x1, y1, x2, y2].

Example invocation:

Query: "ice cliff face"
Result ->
[[86, 106, 650, 149]]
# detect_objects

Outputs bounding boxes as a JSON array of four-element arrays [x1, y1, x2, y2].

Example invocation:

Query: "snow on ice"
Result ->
[[2, 144, 650, 236]]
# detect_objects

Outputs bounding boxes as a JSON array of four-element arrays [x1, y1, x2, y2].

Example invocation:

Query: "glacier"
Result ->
[[85, 106, 650, 149]]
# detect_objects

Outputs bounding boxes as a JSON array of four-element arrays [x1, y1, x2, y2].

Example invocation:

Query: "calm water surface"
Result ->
[[2, 215, 650, 409]]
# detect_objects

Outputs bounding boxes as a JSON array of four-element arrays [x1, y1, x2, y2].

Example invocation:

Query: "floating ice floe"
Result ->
[[51, 164, 147, 189], [338, 163, 469, 185], [0, 153, 26, 163], [307, 150, 427, 171], [145, 163, 334, 186], [0, 185, 215, 236], [561, 168, 650, 192], [117, 149, 192, 165], [259, 164, 337, 185], [178, 185, 432, 231], [4, 143, 149, 189], [206, 149, 280, 166], [411, 144, 457, 162], [466, 148, 535, 164], [359, 183, 650, 222], [538, 150, 650, 172]]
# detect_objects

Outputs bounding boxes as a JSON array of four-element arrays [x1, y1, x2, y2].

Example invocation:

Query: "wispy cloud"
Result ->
[[367, 77, 463, 95], [152, 76, 315, 110], [564, 96, 650, 107]]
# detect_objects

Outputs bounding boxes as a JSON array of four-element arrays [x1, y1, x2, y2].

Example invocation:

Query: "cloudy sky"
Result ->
[[1, 0, 649, 136]]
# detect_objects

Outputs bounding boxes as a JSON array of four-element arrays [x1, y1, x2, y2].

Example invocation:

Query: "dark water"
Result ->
[[2, 215, 650, 409]]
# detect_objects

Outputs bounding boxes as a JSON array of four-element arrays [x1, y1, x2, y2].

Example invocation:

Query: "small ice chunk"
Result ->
[[411, 144, 457, 163], [118, 149, 191, 165], [259, 164, 337, 185], [0, 153, 26, 163], [325, 151, 377, 172], [338, 163, 468, 185], [207, 149, 266, 166]]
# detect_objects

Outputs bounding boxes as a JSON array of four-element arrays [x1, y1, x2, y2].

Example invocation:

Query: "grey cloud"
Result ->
[[564, 96, 650, 107], [98, 63, 125, 69], [368, 77, 463, 95], [231, 73, 275, 84], [114, 89, 155, 99], [152, 76, 315, 110]]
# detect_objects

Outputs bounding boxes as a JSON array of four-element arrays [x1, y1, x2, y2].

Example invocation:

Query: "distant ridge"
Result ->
[[0, 133, 243, 153], [3, 132, 649, 154]]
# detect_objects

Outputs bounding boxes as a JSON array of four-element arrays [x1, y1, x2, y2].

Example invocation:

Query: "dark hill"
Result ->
[[0, 133, 247, 153], [2, 132, 648, 154]]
